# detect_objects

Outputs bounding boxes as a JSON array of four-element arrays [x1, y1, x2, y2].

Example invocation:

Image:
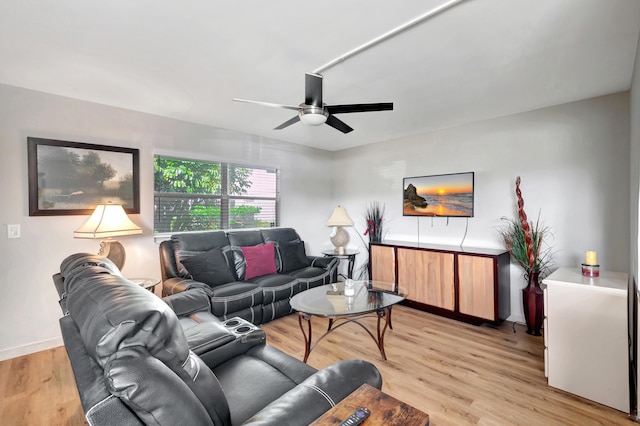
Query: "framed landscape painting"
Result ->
[[28, 137, 140, 216], [403, 171, 474, 217]]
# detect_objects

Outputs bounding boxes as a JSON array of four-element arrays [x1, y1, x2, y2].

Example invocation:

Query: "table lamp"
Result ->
[[326, 205, 353, 255], [74, 202, 142, 270]]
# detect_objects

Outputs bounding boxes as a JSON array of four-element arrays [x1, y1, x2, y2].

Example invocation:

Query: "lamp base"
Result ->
[[330, 226, 350, 255], [99, 239, 126, 270]]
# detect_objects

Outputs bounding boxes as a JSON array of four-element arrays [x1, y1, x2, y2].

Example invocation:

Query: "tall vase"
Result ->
[[522, 271, 544, 336]]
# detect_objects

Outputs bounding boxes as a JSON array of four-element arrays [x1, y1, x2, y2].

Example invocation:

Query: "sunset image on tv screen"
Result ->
[[403, 172, 474, 217]]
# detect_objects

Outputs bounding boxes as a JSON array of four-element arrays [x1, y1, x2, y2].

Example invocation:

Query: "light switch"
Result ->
[[7, 224, 20, 239]]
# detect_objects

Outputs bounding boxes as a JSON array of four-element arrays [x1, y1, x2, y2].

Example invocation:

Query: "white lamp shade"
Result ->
[[74, 204, 142, 239], [326, 206, 354, 227]]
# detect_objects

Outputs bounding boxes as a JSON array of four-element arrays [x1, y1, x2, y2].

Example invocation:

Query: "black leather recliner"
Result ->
[[56, 253, 382, 425]]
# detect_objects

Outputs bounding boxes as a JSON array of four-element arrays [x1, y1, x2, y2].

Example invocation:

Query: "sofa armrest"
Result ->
[[199, 324, 267, 369], [161, 277, 211, 297], [162, 288, 211, 316], [105, 346, 228, 425], [163, 288, 266, 363], [309, 255, 337, 270], [59, 315, 144, 425], [243, 359, 382, 426]]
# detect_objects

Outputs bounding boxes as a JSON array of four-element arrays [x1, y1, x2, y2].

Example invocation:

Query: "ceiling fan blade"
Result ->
[[233, 98, 299, 111], [305, 73, 323, 107], [274, 115, 300, 130], [325, 115, 354, 134], [326, 102, 394, 115]]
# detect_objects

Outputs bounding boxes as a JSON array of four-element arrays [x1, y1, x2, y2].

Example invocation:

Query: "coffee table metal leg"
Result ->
[[376, 307, 391, 361], [298, 312, 312, 363], [327, 318, 334, 331]]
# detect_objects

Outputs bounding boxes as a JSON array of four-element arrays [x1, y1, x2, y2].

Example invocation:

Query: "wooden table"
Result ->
[[310, 384, 429, 425]]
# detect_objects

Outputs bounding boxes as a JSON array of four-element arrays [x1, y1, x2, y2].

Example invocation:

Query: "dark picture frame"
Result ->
[[28, 137, 140, 216]]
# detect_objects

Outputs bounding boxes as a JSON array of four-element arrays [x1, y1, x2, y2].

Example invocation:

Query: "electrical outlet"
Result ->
[[7, 224, 20, 239]]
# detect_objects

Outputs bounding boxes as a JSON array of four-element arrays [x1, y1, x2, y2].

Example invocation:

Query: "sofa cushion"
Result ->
[[227, 247, 247, 280], [249, 274, 301, 306], [208, 281, 261, 297], [261, 228, 301, 244], [213, 345, 317, 425], [172, 231, 230, 252], [227, 230, 264, 247], [207, 281, 264, 322], [286, 266, 331, 279], [242, 243, 277, 280], [180, 248, 236, 287], [171, 231, 230, 277], [276, 240, 311, 273]]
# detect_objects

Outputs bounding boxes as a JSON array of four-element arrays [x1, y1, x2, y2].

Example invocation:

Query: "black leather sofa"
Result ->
[[55, 253, 382, 425], [159, 228, 338, 325]]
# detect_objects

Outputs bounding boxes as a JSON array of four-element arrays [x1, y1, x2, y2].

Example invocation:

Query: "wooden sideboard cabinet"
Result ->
[[370, 241, 510, 324]]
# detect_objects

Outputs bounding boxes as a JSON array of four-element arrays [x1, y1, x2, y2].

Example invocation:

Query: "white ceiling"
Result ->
[[1, 0, 639, 151]]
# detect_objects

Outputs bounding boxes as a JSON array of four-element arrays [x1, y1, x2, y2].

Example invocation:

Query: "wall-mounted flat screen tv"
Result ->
[[403, 172, 474, 217]]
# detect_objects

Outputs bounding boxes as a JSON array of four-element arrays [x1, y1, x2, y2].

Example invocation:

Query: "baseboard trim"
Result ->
[[0, 337, 64, 361]]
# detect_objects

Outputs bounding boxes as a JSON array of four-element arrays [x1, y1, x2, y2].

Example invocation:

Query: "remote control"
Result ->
[[339, 407, 370, 426]]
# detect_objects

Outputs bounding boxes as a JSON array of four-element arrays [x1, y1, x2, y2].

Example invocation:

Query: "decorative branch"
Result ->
[[515, 176, 535, 270], [352, 202, 387, 280], [363, 202, 385, 243], [499, 176, 553, 278]]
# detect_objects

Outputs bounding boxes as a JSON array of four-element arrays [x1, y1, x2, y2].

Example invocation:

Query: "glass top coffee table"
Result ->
[[290, 280, 404, 362]]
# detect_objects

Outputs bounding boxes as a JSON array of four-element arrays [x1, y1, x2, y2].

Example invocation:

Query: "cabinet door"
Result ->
[[458, 255, 496, 320], [370, 245, 396, 284], [397, 249, 454, 310]]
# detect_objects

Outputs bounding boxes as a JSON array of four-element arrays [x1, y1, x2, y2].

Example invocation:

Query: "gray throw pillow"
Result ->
[[180, 248, 235, 287], [224, 246, 246, 281], [276, 241, 311, 272]]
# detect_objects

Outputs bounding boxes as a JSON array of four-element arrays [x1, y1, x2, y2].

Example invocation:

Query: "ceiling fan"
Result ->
[[233, 73, 393, 134]]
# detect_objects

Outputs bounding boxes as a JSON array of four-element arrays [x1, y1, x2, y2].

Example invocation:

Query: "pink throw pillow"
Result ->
[[241, 243, 277, 280]]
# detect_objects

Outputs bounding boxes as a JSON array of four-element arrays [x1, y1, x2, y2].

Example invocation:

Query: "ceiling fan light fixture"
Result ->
[[234, 73, 392, 133], [299, 106, 328, 126]]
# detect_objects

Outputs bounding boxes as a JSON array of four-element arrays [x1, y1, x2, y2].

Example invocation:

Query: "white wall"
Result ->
[[0, 84, 333, 360], [630, 28, 640, 418], [0, 84, 632, 358], [333, 93, 631, 323]]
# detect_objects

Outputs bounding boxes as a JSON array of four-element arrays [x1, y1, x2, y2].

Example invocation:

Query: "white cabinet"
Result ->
[[543, 268, 629, 413]]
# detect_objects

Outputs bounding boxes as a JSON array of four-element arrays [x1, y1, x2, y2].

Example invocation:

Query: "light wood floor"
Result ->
[[1, 306, 637, 425]]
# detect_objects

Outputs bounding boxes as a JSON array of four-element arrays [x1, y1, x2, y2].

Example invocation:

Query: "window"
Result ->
[[154, 156, 279, 233]]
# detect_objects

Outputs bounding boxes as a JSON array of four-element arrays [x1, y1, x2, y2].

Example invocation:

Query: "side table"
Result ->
[[128, 277, 160, 294], [322, 249, 359, 279], [310, 383, 429, 425]]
